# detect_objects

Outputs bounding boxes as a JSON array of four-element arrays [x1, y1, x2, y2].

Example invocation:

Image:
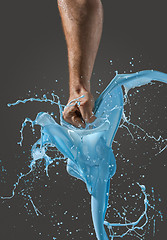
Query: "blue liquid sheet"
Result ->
[[2, 70, 167, 239]]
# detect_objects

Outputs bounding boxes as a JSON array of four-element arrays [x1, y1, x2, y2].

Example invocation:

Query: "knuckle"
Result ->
[[63, 111, 70, 121], [81, 98, 89, 106], [72, 115, 78, 123]]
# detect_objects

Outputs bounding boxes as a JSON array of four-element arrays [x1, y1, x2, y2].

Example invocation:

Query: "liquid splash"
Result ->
[[1, 70, 167, 239]]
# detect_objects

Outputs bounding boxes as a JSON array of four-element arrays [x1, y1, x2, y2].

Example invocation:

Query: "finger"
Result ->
[[78, 94, 96, 123], [63, 105, 85, 128], [64, 113, 85, 128], [79, 105, 96, 123], [71, 115, 86, 128]]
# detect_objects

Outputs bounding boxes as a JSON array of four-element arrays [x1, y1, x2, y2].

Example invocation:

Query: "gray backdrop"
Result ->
[[0, 0, 167, 239]]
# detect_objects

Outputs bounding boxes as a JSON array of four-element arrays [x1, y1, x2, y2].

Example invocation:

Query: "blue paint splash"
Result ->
[[1, 70, 167, 239], [105, 183, 148, 239]]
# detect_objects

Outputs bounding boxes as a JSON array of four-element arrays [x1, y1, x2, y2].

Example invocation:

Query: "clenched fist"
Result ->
[[63, 89, 96, 128]]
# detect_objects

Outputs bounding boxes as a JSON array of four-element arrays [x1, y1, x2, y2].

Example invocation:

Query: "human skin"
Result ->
[[57, 0, 103, 128]]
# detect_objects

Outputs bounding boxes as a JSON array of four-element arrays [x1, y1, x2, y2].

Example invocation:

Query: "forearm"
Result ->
[[57, 0, 103, 95]]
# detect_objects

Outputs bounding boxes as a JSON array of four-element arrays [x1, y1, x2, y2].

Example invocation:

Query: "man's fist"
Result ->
[[63, 90, 96, 128]]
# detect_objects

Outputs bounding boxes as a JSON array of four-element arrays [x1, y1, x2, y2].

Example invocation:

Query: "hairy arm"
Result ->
[[57, 0, 103, 127]]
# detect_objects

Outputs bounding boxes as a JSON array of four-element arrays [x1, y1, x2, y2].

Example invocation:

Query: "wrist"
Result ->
[[69, 74, 90, 95], [69, 83, 90, 98]]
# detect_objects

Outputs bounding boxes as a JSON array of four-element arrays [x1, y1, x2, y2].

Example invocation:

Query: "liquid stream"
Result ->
[[1, 70, 167, 239]]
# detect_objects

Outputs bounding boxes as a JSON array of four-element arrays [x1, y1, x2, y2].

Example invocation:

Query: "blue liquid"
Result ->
[[2, 70, 167, 239]]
